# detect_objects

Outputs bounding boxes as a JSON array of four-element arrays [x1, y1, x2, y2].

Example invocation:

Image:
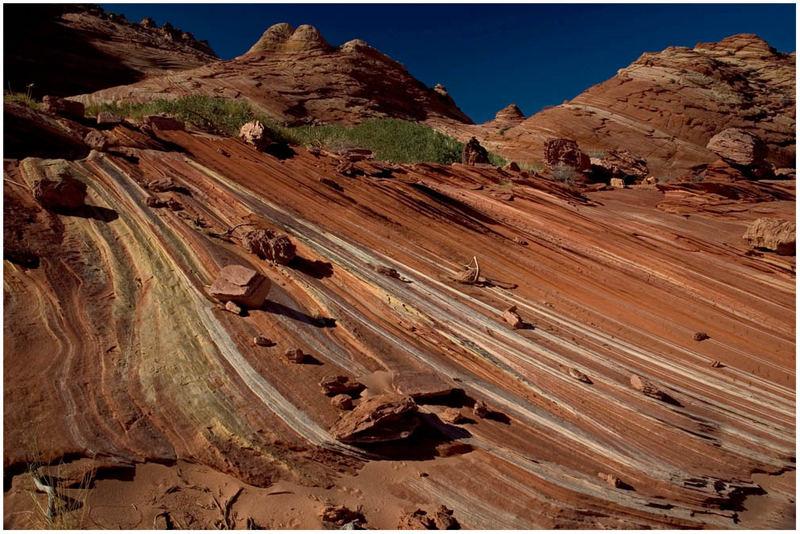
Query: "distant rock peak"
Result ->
[[494, 103, 525, 122], [245, 22, 332, 55]]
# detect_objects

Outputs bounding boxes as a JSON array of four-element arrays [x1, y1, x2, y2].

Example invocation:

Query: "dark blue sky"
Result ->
[[101, 3, 796, 123]]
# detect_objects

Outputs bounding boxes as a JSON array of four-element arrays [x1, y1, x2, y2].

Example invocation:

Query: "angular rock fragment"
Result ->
[[224, 301, 243, 315], [241, 228, 296, 265], [83, 130, 108, 151], [710, 360, 722, 368], [206, 264, 272, 308], [145, 196, 165, 208], [435, 441, 474, 457], [743, 218, 795, 255], [284, 348, 305, 363], [629, 374, 671, 403], [398, 505, 460, 530], [239, 120, 271, 150], [439, 407, 467, 425], [693, 332, 710, 341], [502, 305, 524, 329], [41, 95, 85, 119], [329, 394, 419, 443], [96, 111, 122, 126], [320, 375, 363, 395], [610, 178, 625, 189], [331, 394, 353, 410], [391, 370, 458, 399], [503, 161, 521, 172], [319, 505, 365, 529], [544, 138, 590, 171], [473, 400, 489, 418], [706, 128, 767, 167], [462, 137, 489, 166], [33, 173, 87, 209], [253, 335, 272, 346], [598, 150, 648, 180], [598, 471, 625, 489]]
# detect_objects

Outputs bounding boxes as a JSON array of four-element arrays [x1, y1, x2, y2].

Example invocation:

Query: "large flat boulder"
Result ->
[[206, 264, 271, 308], [391, 371, 459, 399]]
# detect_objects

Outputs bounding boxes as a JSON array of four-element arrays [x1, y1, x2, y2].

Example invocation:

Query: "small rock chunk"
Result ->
[[502, 305, 524, 329], [331, 394, 353, 410], [320, 375, 363, 395]]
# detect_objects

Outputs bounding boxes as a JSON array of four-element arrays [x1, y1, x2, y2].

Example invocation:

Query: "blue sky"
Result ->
[[101, 3, 796, 123]]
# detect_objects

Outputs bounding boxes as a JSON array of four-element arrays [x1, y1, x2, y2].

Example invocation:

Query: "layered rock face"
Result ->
[[439, 34, 795, 179], [76, 23, 473, 126], [4, 4, 217, 97]]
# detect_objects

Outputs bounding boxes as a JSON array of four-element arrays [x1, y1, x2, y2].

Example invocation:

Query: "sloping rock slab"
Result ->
[[391, 371, 460, 399]]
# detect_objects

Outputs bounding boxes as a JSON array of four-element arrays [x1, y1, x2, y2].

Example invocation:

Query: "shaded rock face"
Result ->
[[4, 4, 217, 97], [33, 173, 87, 209], [329, 394, 419, 443], [706, 128, 768, 167], [206, 265, 271, 308], [462, 137, 489, 166], [241, 228, 296, 265], [743, 218, 795, 255], [544, 138, 590, 171], [41, 96, 85, 119], [143, 115, 185, 131]]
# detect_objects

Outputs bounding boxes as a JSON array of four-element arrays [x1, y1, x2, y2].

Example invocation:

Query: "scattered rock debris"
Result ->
[[224, 301, 242, 315], [398, 505, 460, 530], [693, 332, 710, 341], [502, 305, 524, 329], [253, 335, 272, 347], [514, 237, 528, 246], [330, 394, 353, 410], [473, 400, 489, 419], [319, 505, 366, 529], [145, 196, 166, 208], [320, 375, 363, 395], [284, 348, 305, 364], [440, 407, 467, 425], [710, 360, 722, 368], [598, 472, 625, 489]]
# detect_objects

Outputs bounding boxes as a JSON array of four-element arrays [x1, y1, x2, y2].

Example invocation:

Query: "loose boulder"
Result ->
[[743, 218, 795, 255], [241, 228, 296, 265], [239, 120, 271, 150], [41, 96, 85, 119], [544, 138, 590, 172], [630, 374, 672, 403], [440, 407, 467, 425], [320, 375, 363, 396], [33, 173, 87, 209], [462, 137, 489, 166], [473, 400, 489, 418], [329, 394, 419, 443], [706, 128, 767, 167], [331, 394, 353, 410], [206, 264, 271, 308], [502, 305, 524, 329], [391, 371, 459, 399], [96, 111, 122, 126]]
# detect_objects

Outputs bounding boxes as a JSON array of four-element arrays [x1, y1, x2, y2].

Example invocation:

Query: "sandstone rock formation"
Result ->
[[743, 218, 796, 255], [329, 394, 420, 443], [76, 23, 473, 126], [4, 4, 217, 97], [706, 128, 768, 167], [320, 375, 363, 395], [41, 96, 85, 119], [438, 34, 795, 179], [241, 228, 296, 264], [398, 506, 460, 529], [462, 137, 490, 166], [239, 120, 271, 151], [206, 264, 271, 308], [544, 138, 590, 171], [596, 150, 649, 180], [32, 172, 87, 209]]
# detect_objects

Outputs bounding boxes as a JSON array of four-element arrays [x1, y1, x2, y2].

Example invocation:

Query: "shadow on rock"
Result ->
[[52, 204, 119, 222], [289, 256, 334, 279], [262, 300, 336, 328]]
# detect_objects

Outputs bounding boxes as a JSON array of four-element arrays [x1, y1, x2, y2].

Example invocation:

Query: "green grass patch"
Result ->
[[86, 95, 508, 165], [4, 92, 39, 110]]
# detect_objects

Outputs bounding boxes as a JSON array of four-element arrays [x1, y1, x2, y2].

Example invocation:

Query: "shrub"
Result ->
[[4, 92, 39, 110], [551, 164, 578, 185]]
